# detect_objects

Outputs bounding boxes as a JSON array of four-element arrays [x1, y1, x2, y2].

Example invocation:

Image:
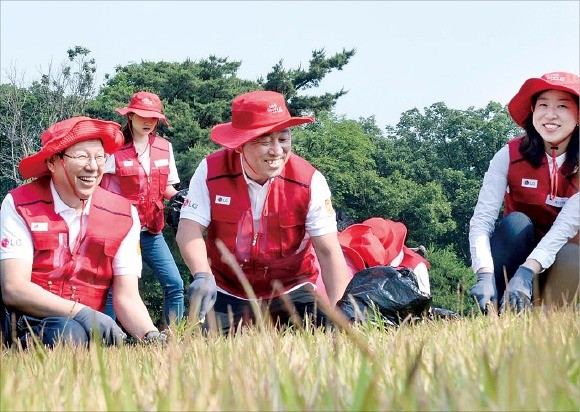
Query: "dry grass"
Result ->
[[1, 307, 578, 411]]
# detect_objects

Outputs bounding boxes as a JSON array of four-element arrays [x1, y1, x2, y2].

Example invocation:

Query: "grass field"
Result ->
[[1, 307, 578, 411]]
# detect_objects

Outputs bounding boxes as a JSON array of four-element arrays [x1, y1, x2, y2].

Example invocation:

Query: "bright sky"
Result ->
[[1, 1, 578, 128]]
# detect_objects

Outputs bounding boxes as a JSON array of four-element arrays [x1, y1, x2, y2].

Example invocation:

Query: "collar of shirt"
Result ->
[[239, 155, 273, 189], [239, 155, 271, 230], [544, 151, 566, 171], [50, 179, 92, 219]]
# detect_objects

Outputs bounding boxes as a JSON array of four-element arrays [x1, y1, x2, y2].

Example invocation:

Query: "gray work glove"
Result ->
[[188, 272, 217, 320], [500, 265, 534, 313], [469, 271, 498, 313], [142, 330, 168, 345], [73, 307, 126, 345]]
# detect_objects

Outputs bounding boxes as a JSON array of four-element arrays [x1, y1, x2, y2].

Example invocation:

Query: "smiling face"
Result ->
[[47, 139, 106, 209], [240, 128, 292, 185], [532, 89, 579, 151], [129, 113, 158, 139]]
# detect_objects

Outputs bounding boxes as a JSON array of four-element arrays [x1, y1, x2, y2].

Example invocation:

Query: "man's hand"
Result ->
[[469, 271, 498, 313], [142, 330, 168, 344], [73, 307, 126, 345], [500, 265, 534, 313], [188, 272, 217, 320]]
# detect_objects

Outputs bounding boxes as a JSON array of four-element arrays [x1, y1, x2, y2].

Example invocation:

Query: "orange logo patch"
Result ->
[[325, 199, 334, 215]]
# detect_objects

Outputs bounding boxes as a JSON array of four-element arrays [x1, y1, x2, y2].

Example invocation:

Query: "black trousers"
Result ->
[[205, 283, 330, 334]]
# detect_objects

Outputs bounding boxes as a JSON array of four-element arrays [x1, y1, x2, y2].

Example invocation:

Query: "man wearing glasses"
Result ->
[[0, 116, 165, 348]]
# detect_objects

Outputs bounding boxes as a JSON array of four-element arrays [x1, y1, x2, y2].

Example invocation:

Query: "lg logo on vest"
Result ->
[[215, 195, 231, 205], [521, 179, 538, 188]]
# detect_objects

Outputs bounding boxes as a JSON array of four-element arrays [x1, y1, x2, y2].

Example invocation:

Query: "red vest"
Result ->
[[10, 177, 134, 312], [101, 135, 170, 234], [505, 136, 578, 237], [206, 149, 319, 298]]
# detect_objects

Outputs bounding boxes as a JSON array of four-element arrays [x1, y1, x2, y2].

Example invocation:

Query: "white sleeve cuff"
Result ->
[[527, 248, 553, 271]]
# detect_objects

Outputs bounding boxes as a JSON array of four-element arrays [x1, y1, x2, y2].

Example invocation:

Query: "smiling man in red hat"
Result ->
[[469, 72, 579, 314], [176, 90, 351, 332], [0, 116, 165, 347]]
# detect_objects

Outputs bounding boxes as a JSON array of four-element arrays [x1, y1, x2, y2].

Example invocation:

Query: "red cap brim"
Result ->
[[211, 116, 314, 149]]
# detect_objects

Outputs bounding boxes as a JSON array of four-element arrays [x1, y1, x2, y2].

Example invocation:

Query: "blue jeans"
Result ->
[[106, 231, 184, 326], [16, 315, 89, 348], [490, 212, 537, 297], [206, 284, 330, 334]]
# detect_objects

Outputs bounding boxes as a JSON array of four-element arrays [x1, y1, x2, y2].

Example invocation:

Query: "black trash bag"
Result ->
[[336, 266, 432, 325], [166, 188, 189, 232]]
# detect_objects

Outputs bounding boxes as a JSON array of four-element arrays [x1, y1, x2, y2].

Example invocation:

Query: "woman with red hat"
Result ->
[[176, 90, 351, 332], [0, 117, 165, 347], [469, 72, 579, 313], [101, 91, 184, 327]]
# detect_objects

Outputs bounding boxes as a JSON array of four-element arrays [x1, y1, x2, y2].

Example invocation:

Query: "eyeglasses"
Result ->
[[62, 153, 109, 167]]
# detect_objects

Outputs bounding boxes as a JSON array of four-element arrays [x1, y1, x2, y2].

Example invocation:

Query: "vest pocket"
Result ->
[[117, 164, 141, 195], [117, 164, 140, 177], [211, 208, 248, 257], [278, 211, 306, 257], [153, 165, 170, 197], [77, 237, 117, 282], [212, 206, 243, 223], [157, 165, 170, 175], [31, 232, 60, 251]]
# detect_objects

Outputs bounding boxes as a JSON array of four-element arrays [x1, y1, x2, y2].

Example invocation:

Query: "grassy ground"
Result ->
[[1, 307, 578, 411]]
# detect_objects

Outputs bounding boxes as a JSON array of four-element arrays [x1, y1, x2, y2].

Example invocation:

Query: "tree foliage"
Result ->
[[0, 46, 97, 193], [260, 48, 355, 116], [380, 102, 522, 260]]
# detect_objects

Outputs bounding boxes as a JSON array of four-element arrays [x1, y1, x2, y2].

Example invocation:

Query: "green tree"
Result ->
[[292, 112, 380, 224], [380, 102, 521, 262], [293, 113, 457, 246], [0, 46, 98, 195], [260, 48, 356, 116]]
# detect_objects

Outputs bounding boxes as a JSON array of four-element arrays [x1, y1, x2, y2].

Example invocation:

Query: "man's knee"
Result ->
[[36, 317, 89, 348], [61, 319, 90, 346]]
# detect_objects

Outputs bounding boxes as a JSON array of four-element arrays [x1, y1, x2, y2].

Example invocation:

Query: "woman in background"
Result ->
[[469, 72, 579, 313], [101, 91, 184, 327]]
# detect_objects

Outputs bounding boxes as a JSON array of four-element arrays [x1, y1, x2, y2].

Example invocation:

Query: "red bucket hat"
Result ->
[[338, 218, 410, 269], [18, 116, 124, 180], [362, 218, 408, 265], [115, 91, 169, 125], [338, 224, 386, 267], [508, 72, 580, 127], [340, 244, 366, 273], [211, 90, 314, 149]]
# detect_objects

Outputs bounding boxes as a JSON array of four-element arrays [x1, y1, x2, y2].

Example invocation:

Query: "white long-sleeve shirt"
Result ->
[[469, 145, 579, 273]]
